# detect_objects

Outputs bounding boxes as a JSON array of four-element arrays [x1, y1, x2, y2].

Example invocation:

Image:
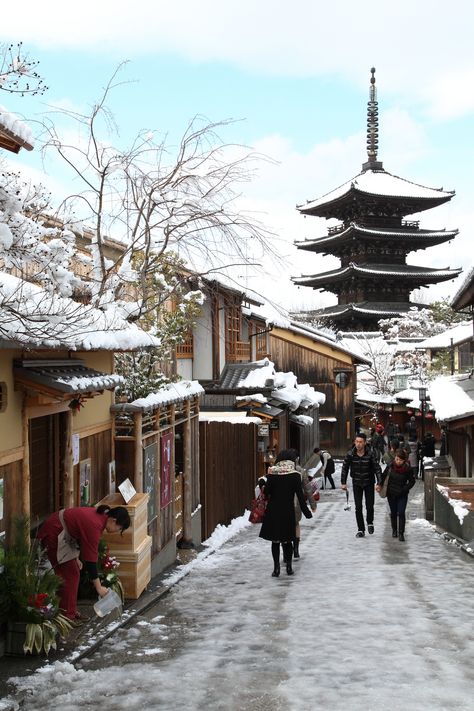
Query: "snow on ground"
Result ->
[[6, 464, 474, 711]]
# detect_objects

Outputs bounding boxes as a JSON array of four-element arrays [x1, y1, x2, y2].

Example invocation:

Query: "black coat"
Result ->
[[341, 445, 382, 487], [259, 466, 311, 542], [381, 461, 415, 498]]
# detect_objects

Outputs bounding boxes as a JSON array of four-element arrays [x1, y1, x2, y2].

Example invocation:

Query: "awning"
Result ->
[[13, 359, 123, 398], [250, 403, 284, 420]]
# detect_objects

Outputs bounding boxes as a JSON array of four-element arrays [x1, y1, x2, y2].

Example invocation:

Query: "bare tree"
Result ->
[[0, 42, 47, 96], [39, 66, 276, 323]]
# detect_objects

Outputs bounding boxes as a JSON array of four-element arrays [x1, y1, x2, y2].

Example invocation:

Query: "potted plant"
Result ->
[[0, 517, 73, 655]]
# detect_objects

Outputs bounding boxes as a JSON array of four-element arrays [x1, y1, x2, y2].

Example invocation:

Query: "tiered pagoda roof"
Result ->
[[292, 68, 461, 331]]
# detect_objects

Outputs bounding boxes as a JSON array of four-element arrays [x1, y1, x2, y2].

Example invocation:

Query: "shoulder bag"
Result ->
[[378, 472, 390, 499]]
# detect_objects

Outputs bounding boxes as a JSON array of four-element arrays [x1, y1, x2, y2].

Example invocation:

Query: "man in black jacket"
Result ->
[[341, 433, 382, 538]]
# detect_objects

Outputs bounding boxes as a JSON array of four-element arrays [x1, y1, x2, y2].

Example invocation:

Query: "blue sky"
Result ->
[[1, 0, 473, 311]]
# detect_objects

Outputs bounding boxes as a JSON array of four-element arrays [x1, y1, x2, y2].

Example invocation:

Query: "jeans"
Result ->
[[353, 483, 375, 532], [388, 493, 408, 534]]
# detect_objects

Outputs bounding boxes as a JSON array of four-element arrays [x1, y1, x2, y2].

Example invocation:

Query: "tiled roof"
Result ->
[[306, 302, 414, 318], [298, 168, 454, 214], [13, 359, 123, 396], [295, 223, 458, 251], [294, 263, 460, 287]]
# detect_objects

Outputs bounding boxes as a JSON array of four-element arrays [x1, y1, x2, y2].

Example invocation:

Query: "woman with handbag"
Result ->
[[259, 449, 312, 577], [376, 448, 415, 541], [38, 504, 130, 622]]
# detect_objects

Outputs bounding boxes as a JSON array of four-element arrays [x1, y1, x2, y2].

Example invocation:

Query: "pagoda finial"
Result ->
[[362, 67, 383, 171]]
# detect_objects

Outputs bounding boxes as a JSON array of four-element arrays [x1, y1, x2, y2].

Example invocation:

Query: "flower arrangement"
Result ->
[[69, 395, 86, 413], [0, 517, 73, 655], [79, 538, 124, 602]]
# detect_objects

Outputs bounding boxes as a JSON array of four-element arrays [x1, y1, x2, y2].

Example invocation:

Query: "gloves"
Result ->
[[304, 510, 313, 519]]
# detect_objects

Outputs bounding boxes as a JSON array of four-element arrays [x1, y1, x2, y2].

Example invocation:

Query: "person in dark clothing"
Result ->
[[259, 449, 312, 577], [405, 416, 418, 442], [423, 432, 436, 457], [313, 447, 336, 489], [377, 448, 415, 541], [341, 433, 382, 538]]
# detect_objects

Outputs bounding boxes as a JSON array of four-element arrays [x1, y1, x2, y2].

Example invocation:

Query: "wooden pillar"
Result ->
[[182, 400, 193, 544], [63, 409, 74, 507], [154, 408, 162, 552], [21, 396, 30, 517], [134, 411, 143, 492]]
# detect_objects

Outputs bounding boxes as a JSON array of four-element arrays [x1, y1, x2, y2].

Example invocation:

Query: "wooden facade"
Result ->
[[199, 420, 257, 540], [111, 394, 202, 574]]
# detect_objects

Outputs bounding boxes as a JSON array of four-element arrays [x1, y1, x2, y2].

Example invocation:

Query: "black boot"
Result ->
[[391, 514, 398, 537], [399, 516, 405, 542], [283, 542, 294, 575], [271, 542, 280, 577], [293, 538, 300, 559]]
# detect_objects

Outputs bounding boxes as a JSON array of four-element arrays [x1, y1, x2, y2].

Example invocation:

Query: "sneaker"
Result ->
[[355, 531, 365, 538], [368, 524, 374, 535]]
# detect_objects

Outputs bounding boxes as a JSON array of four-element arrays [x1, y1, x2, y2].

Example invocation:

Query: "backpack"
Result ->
[[320, 452, 335, 475]]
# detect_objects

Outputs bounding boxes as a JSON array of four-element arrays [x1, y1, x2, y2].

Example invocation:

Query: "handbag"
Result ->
[[378, 473, 390, 499], [56, 509, 81, 564], [312, 489, 320, 502], [249, 491, 268, 524]]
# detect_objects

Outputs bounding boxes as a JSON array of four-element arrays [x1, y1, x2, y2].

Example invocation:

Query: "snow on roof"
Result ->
[[451, 265, 474, 309], [429, 374, 474, 422], [0, 271, 159, 351], [299, 168, 453, 212], [296, 263, 457, 282], [289, 414, 314, 426], [295, 223, 457, 248], [416, 322, 473, 349], [236, 358, 326, 412], [113, 380, 204, 412], [0, 105, 34, 151], [199, 412, 262, 425]]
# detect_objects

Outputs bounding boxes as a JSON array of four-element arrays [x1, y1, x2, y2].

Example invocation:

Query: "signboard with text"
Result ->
[[160, 431, 173, 509]]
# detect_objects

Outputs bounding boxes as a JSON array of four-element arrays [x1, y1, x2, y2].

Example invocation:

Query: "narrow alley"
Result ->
[[4, 473, 474, 711]]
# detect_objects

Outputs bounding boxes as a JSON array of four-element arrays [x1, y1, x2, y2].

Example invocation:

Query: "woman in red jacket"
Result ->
[[39, 504, 130, 621]]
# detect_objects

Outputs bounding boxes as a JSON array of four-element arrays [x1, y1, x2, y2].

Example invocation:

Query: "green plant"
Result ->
[[0, 516, 73, 654], [79, 538, 124, 602]]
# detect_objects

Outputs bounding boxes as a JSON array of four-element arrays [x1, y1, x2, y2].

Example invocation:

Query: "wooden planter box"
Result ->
[[100, 493, 149, 550], [112, 535, 152, 599]]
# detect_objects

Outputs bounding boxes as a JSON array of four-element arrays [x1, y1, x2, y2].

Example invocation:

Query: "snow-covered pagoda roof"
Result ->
[[416, 322, 473, 350], [429, 373, 474, 422], [293, 263, 459, 289], [306, 302, 414, 320], [298, 168, 454, 219], [295, 223, 458, 253], [0, 272, 159, 351], [0, 105, 34, 153]]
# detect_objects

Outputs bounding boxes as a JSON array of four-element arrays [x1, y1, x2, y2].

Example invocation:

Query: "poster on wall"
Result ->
[[160, 431, 173, 509], [79, 458, 91, 506], [108, 461, 116, 494], [143, 443, 157, 523]]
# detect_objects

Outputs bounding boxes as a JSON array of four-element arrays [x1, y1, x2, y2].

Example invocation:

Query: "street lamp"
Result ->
[[418, 387, 427, 480]]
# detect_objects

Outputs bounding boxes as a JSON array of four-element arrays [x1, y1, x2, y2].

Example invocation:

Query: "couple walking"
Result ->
[[341, 432, 415, 541]]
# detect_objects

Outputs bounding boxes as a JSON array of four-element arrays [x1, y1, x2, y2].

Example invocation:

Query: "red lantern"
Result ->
[[426, 412, 434, 419], [407, 409, 413, 416]]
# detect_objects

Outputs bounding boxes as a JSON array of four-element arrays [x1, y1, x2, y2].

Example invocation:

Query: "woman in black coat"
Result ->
[[259, 449, 312, 577], [377, 448, 415, 542]]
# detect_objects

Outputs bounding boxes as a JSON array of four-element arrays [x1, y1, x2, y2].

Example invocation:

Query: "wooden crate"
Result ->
[[111, 535, 152, 599], [99, 492, 149, 551]]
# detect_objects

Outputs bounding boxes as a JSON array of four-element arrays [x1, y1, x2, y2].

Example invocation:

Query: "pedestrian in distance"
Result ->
[[259, 448, 312, 577], [341, 433, 382, 538], [371, 424, 386, 462], [405, 416, 418, 442], [376, 448, 415, 541], [313, 447, 336, 489], [382, 438, 400, 469], [39, 504, 131, 622]]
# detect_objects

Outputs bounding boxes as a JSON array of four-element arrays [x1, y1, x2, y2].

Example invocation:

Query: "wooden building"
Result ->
[[293, 68, 460, 331], [109, 382, 203, 575]]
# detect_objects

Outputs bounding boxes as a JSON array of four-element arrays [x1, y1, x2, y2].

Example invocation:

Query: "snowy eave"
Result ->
[[0, 272, 159, 351], [199, 412, 262, 425], [0, 105, 34, 151], [416, 322, 473, 349], [13, 360, 124, 396], [111, 380, 204, 412], [314, 303, 408, 317], [295, 263, 457, 283], [355, 390, 399, 405], [295, 224, 458, 248], [429, 374, 474, 422], [298, 168, 454, 211]]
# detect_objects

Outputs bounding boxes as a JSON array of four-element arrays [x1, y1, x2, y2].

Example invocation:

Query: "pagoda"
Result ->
[[292, 68, 461, 332]]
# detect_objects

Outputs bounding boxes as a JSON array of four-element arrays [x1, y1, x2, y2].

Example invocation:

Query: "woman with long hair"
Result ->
[[259, 449, 312, 577]]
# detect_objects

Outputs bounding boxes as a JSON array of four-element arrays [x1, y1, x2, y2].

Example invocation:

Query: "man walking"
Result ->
[[341, 433, 382, 538], [314, 447, 336, 489]]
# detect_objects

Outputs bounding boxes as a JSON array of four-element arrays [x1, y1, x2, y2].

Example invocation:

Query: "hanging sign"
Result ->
[[160, 431, 173, 508]]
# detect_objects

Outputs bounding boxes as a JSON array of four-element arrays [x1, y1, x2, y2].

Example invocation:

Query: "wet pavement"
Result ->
[[2, 480, 474, 710]]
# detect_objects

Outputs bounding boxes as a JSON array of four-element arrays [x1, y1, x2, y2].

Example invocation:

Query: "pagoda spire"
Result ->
[[362, 67, 383, 172]]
